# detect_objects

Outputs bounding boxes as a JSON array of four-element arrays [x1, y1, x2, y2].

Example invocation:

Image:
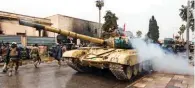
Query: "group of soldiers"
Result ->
[[0, 42, 65, 76]]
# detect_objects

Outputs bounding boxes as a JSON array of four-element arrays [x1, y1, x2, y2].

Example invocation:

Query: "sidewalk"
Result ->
[[126, 72, 194, 88]]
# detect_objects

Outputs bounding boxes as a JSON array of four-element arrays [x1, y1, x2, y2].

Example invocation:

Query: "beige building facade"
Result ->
[[0, 11, 101, 45], [0, 11, 53, 37]]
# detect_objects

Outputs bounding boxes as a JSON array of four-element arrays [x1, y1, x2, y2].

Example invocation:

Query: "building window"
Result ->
[[0, 30, 3, 35], [17, 33, 26, 36], [0, 22, 3, 35], [95, 29, 97, 34], [88, 28, 91, 32]]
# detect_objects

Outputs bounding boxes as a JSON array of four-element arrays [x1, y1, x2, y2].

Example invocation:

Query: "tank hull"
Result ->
[[63, 47, 153, 80]]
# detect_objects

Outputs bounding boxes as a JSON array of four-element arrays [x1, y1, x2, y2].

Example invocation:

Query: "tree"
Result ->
[[136, 30, 142, 38], [178, 31, 182, 39], [147, 16, 159, 43], [179, 24, 186, 40], [102, 10, 118, 38], [179, 2, 194, 32], [175, 35, 180, 40]]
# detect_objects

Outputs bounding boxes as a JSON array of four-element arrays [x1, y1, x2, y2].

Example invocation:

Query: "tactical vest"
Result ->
[[31, 47, 39, 58], [10, 48, 18, 57]]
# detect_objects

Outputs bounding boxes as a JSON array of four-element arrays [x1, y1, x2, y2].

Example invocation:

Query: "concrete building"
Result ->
[[47, 14, 100, 38], [0, 11, 100, 46]]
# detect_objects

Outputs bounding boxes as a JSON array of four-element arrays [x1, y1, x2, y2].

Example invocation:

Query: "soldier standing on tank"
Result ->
[[5, 42, 21, 76], [30, 44, 41, 68]]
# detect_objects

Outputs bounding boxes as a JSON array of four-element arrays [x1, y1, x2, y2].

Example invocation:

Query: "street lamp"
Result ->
[[96, 0, 104, 38]]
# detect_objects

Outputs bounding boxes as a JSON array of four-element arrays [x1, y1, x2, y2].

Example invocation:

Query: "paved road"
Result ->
[[0, 62, 131, 88], [0, 62, 193, 88]]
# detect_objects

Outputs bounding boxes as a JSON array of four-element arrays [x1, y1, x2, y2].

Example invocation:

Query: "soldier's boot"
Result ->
[[8, 69, 12, 76], [2, 63, 7, 73], [34, 61, 38, 68], [15, 65, 19, 73], [38, 58, 41, 64], [58, 61, 61, 67]]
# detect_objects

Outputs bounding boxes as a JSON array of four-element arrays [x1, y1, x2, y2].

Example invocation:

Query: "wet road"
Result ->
[[0, 62, 131, 88]]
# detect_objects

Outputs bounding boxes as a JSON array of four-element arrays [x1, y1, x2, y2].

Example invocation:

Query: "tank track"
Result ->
[[65, 58, 84, 72], [109, 64, 128, 80]]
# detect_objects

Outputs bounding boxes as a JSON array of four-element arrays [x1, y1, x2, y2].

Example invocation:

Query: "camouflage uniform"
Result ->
[[30, 45, 40, 68], [5, 42, 20, 76], [2, 45, 10, 73]]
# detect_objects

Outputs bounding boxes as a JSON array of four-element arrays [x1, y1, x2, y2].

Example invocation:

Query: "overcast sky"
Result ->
[[0, 0, 193, 40]]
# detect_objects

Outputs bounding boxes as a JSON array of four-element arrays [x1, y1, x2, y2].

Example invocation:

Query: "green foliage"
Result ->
[[178, 31, 182, 36], [102, 10, 118, 33], [147, 16, 159, 43], [96, 0, 104, 10], [136, 30, 142, 38], [178, 24, 186, 40], [179, 24, 186, 33], [179, 2, 194, 32]]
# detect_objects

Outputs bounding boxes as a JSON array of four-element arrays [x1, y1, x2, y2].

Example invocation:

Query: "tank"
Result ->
[[19, 20, 152, 80]]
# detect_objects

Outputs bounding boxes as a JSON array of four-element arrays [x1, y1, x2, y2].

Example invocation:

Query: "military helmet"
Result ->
[[11, 42, 17, 45]]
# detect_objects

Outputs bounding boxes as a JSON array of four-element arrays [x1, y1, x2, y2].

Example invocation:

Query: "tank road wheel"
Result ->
[[65, 58, 84, 72], [110, 64, 128, 80], [125, 66, 133, 80], [133, 65, 138, 76], [65, 58, 92, 73]]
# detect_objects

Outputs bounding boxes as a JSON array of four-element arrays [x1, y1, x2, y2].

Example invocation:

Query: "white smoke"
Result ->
[[129, 38, 194, 75]]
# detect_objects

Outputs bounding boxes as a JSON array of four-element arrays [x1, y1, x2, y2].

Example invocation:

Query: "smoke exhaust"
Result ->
[[129, 38, 194, 75]]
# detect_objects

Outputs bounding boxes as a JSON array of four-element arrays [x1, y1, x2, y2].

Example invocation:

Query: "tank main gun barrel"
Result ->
[[19, 20, 105, 45]]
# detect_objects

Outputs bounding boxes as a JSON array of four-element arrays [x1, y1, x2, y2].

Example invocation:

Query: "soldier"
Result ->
[[30, 44, 41, 68], [2, 43, 10, 73], [5, 42, 21, 76], [53, 43, 63, 66]]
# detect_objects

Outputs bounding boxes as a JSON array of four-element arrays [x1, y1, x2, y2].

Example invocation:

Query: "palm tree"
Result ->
[[179, 3, 194, 32], [136, 30, 142, 38], [96, 0, 104, 37], [178, 31, 182, 40], [179, 24, 186, 41], [175, 35, 180, 40]]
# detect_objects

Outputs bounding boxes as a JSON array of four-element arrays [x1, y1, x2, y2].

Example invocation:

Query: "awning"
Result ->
[[27, 36, 55, 45], [0, 35, 21, 44]]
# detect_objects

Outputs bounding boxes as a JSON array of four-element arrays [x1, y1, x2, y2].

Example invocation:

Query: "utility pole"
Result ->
[[186, 0, 190, 59], [193, 0, 195, 60], [96, 0, 104, 38]]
